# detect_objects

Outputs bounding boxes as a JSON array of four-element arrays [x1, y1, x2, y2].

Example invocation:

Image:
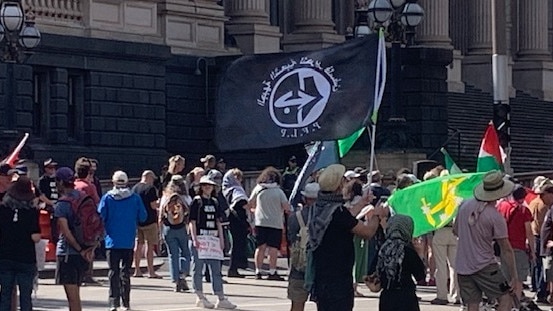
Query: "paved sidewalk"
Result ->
[[30, 258, 549, 310]]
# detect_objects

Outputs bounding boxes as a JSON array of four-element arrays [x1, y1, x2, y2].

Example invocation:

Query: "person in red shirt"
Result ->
[[73, 157, 100, 205], [496, 184, 535, 300], [73, 157, 101, 285]]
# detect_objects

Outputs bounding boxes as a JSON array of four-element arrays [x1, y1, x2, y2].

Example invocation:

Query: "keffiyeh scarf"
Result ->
[[377, 214, 414, 290]]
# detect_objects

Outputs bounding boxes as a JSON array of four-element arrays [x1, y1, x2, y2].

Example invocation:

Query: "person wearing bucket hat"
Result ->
[[454, 170, 517, 311], [307, 164, 384, 311], [287, 182, 320, 310], [189, 175, 236, 309], [0, 176, 42, 311]]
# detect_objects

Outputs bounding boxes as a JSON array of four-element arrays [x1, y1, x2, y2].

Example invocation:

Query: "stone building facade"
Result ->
[[1, 0, 552, 177]]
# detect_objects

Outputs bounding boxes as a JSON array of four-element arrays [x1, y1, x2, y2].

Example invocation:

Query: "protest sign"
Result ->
[[196, 235, 224, 260]]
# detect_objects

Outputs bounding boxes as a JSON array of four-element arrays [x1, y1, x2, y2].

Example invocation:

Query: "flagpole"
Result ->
[[2, 133, 29, 166], [288, 141, 322, 209], [368, 28, 387, 178]]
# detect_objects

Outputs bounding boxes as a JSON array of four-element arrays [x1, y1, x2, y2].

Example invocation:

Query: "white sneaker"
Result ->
[[196, 298, 215, 309], [216, 298, 237, 309]]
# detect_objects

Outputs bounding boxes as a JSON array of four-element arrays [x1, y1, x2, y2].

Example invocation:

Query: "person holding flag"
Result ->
[[306, 164, 384, 311]]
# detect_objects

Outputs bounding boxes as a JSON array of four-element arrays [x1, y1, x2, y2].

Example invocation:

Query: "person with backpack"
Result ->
[[189, 176, 236, 309], [287, 182, 319, 311], [54, 167, 99, 311], [159, 177, 192, 292], [98, 171, 147, 311]]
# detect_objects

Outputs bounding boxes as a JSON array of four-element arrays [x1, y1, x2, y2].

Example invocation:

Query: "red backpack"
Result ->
[[59, 193, 105, 248]]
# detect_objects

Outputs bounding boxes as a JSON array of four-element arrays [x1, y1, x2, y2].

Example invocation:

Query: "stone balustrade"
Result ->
[[24, 0, 83, 22]]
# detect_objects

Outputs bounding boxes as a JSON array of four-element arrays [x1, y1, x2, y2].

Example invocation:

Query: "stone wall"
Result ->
[[0, 33, 172, 178]]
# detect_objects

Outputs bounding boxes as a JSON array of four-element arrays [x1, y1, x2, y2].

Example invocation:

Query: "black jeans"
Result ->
[[107, 249, 133, 308], [0, 260, 36, 311]]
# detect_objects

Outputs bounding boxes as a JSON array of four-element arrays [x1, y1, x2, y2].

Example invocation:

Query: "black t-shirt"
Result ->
[[190, 196, 219, 236], [132, 183, 158, 226], [314, 206, 358, 286], [38, 175, 58, 203], [0, 203, 40, 264]]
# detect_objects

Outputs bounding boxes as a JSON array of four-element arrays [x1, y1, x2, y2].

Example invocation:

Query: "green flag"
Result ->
[[440, 148, 462, 174], [388, 172, 485, 237], [337, 128, 365, 158]]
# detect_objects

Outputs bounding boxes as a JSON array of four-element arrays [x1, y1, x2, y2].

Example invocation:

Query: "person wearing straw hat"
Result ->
[[453, 170, 517, 311]]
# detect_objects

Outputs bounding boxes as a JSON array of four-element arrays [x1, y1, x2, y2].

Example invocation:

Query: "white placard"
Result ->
[[35, 239, 48, 271], [196, 235, 224, 261]]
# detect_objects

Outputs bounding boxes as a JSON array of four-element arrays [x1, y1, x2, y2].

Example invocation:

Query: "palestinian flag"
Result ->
[[476, 121, 503, 172], [388, 172, 485, 237]]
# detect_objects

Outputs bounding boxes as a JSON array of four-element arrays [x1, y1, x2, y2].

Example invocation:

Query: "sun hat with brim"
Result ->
[[473, 170, 515, 202], [7, 176, 36, 201], [199, 175, 218, 186], [301, 182, 320, 199], [319, 164, 346, 192], [536, 179, 553, 194], [533, 176, 548, 193]]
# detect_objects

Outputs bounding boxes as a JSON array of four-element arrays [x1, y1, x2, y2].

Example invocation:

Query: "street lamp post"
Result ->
[[365, 0, 423, 148], [0, 1, 41, 130]]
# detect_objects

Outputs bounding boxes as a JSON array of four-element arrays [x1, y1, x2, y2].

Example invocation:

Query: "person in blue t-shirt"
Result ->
[[98, 171, 147, 311], [54, 167, 96, 311]]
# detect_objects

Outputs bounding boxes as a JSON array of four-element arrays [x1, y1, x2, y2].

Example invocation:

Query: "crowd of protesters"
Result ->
[[2, 153, 553, 311]]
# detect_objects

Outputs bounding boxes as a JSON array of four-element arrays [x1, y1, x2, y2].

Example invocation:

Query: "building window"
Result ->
[[67, 75, 84, 141], [32, 72, 48, 136]]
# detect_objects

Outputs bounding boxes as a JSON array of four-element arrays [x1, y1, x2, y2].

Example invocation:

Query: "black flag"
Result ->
[[215, 35, 381, 151]]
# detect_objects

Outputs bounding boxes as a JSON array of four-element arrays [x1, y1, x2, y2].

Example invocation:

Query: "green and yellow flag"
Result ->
[[388, 172, 486, 237]]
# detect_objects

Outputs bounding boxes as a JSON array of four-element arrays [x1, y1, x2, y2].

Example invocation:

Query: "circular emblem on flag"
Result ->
[[269, 67, 332, 128]]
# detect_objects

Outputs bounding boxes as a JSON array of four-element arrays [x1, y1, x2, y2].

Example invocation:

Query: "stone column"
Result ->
[[467, 0, 492, 55], [460, 0, 495, 93], [224, 0, 281, 54], [513, 0, 553, 101], [225, 0, 271, 24], [281, 0, 343, 52], [416, 0, 452, 48], [517, 0, 550, 60]]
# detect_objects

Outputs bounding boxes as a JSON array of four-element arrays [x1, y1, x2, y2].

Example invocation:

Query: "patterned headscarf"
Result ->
[[376, 214, 414, 290]]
